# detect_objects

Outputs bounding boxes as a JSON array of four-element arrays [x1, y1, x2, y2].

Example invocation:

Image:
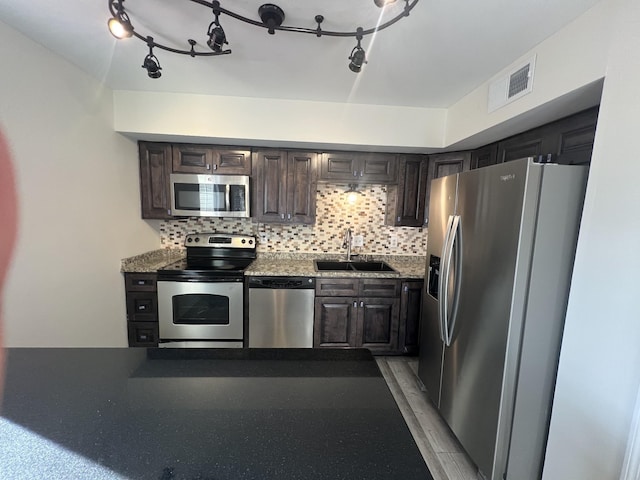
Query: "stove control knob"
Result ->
[[241, 239, 246, 244], [249, 239, 254, 244], [187, 238, 193, 243], [195, 237, 200, 243]]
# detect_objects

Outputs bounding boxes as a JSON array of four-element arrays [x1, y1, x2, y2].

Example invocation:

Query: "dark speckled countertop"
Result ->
[[1, 348, 432, 480], [121, 250, 426, 279]]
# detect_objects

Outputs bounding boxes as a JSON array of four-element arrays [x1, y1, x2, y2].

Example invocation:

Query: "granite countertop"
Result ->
[[1, 348, 432, 480], [121, 250, 426, 279]]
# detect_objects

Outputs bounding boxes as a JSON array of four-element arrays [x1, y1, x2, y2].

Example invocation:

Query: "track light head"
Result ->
[[142, 54, 162, 78], [107, 10, 132, 39], [207, 24, 227, 52], [349, 28, 367, 73]]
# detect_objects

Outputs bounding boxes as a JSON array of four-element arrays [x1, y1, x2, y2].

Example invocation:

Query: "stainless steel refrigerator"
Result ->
[[418, 157, 588, 480]]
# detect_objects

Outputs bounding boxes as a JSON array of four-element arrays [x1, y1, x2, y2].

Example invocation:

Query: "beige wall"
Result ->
[[0, 21, 160, 346], [113, 90, 447, 152]]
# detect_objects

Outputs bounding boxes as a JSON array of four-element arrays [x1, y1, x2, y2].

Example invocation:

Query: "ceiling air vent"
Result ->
[[488, 55, 536, 113]]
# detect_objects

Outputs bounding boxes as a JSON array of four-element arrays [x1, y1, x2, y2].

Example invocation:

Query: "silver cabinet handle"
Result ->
[[360, 171, 364, 177], [353, 171, 357, 177], [281, 213, 285, 219], [353, 301, 357, 308], [206, 164, 211, 170], [213, 164, 217, 170], [287, 213, 291, 220], [360, 301, 364, 307]]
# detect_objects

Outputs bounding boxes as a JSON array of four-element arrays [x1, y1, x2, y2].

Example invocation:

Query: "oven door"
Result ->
[[157, 280, 244, 342]]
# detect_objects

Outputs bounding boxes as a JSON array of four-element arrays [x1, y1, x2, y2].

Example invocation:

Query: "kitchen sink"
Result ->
[[314, 260, 396, 273]]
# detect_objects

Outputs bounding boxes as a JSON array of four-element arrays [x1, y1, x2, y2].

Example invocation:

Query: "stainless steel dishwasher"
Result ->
[[248, 276, 316, 348]]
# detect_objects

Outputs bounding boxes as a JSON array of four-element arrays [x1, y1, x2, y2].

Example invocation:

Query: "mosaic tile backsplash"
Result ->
[[159, 184, 428, 255]]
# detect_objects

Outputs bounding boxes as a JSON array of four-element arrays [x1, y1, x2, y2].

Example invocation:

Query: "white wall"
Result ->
[[0, 21, 160, 346], [542, 0, 640, 478]]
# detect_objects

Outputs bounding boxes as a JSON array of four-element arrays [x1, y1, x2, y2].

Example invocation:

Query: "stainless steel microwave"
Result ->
[[170, 173, 250, 218]]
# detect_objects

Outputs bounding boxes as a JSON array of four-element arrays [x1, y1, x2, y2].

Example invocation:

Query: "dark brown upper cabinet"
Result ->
[[172, 144, 251, 174], [385, 154, 429, 227], [471, 143, 498, 169], [319, 151, 398, 184], [252, 150, 318, 224], [139, 142, 172, 219], [474, 107, 599, 169], [424, 151, 471, 226], [553, 107, 599, 165]]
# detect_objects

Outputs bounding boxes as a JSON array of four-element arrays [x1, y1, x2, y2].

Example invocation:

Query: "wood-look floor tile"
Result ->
[[378, 356, 479, 480]]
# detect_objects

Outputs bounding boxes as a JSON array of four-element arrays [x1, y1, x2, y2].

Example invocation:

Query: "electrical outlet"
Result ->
[[389, 236, 398, 247], [352, 235, 364, 247], [258, 232, 268, 243]]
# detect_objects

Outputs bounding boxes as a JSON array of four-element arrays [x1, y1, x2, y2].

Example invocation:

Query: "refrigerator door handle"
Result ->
[[445, 215, 463, 346], [439, 214, 455, 344]]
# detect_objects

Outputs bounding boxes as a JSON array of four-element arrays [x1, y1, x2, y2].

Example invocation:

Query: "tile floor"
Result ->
[[376, 356, 480, 480]]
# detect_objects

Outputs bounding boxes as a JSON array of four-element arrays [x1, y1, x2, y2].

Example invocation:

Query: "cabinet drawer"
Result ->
[[359, 279, 400, 297], [126, 291, 158, 322], [127, 322, 159, 347], [315, 278, 359, 297], [125, 273, 157, 292]]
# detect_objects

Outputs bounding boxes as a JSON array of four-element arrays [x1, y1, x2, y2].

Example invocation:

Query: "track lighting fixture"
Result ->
[[141, 38, 162, 79], [107, 0, 419, 77], [348, 29, 367, 73], [206, 6, 227, 53]]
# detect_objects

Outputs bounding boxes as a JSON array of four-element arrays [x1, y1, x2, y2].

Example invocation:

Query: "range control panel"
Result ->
[[184, 233, 255, 249]]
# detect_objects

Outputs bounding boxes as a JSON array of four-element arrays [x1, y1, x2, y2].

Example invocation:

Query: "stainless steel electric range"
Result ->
[[156, 233, 256, 348]]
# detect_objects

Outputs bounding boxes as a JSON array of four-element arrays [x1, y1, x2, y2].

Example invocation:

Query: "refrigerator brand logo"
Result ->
[[500, 174, 516, 182]]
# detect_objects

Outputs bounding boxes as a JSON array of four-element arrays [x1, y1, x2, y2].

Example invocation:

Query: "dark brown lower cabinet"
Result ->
[[398, 281, 423, 355], [124, 272, 159, 347], [314, 278, 402, 354]]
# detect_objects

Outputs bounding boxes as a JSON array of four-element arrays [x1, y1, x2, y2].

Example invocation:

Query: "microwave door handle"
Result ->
[[225, 184, 231, 212]]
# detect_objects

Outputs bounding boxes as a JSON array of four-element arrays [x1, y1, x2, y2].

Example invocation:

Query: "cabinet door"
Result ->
[[553, 107, 599, 165], [359, 153, 398, 183], [286, 151, 317, 224], [319, 152, 360, 182], [385, 155, 428, 226], [424, 151, 471, 226], [139, 142, 172, 219], [471, 143, 498, 169], [172, 144, 214, 173], [252, 150, 288, 222], [314, 297, 358, 348], [319, 152, 397, 183], [398, 281, 423, 354], [496, 130, 547, 163], [214, 147, 252, 174], [356, 297, 400, 352]]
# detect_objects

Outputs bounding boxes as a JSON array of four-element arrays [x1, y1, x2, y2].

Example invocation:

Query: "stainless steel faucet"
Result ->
[[342, 228, 352, 261]]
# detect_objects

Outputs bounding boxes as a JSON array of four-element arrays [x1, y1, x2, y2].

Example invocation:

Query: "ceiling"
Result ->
[[0, 0, 602, 110]]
